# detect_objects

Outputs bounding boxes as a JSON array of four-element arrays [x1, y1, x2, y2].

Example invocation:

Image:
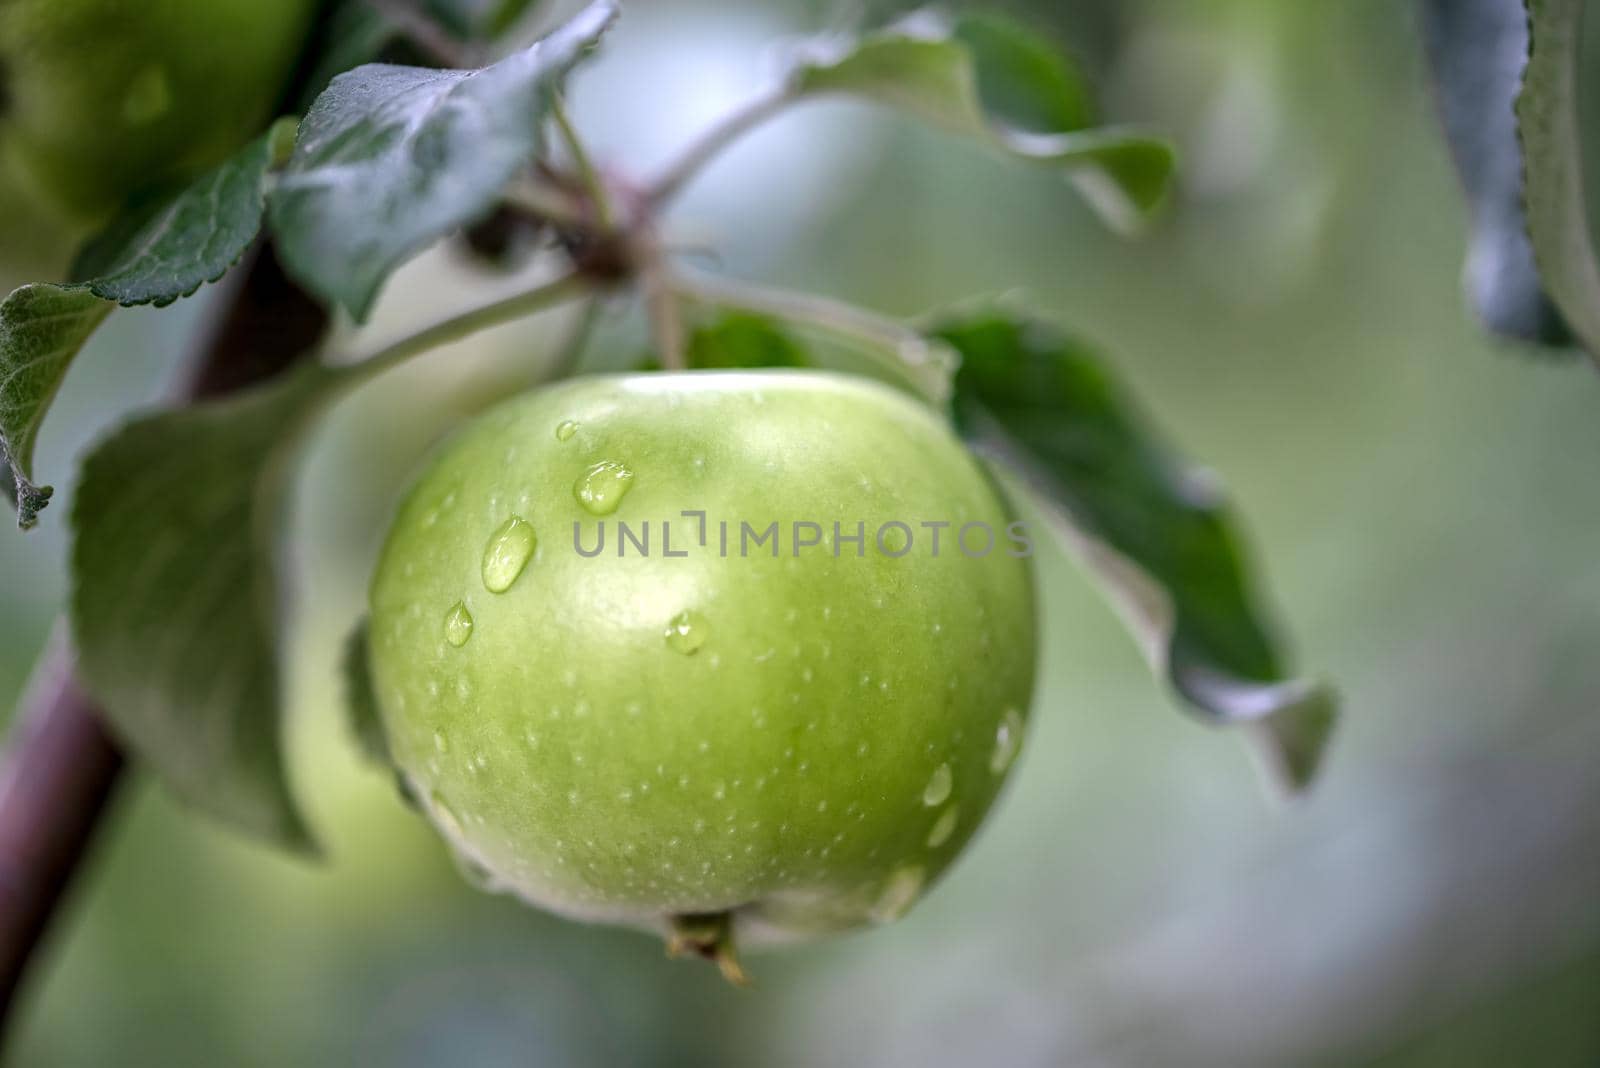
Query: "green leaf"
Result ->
[[344, 617, 424, 812], [935, 311, 1336, 790], [686, 313, 811, 370], [790, 11, 1174, 230], [65, 269, 589, 850], [342, 616, 391, 765], [0, 284, 114, 529], [304, 0, 549, 105], [0, 123, 307, 532], [1517, 0, 1600, 362], [71, 120, 299, 309], [673, 270, 958, 403], [427, 0, 544, 39], [1421, 0, 1571, 348], [299, 2, 403, 109], [3, 124, 304, 530], [71, 363, 345, 850], [269, 0, 618, 320], [952, 13, 1093, 135]]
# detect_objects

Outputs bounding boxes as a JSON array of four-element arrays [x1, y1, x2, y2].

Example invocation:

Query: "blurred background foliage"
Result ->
[[3, 0, 1599, 1064]]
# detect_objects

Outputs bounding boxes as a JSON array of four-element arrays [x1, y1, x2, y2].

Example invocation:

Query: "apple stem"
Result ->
[[667, 912, 751, 986]]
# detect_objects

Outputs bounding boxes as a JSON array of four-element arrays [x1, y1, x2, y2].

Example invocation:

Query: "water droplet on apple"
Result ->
[[927, 805, 959, 848], [443, 601, 474, 646], [555, 420, 579, 441], [664, 610, 709, 655], [481, 516, 536, 593], [574, 460, 634, 515], [990, 707, 1024, 774], [922, 762, 953, 806]]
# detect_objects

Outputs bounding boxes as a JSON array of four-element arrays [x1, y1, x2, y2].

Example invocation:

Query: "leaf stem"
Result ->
[[552, 96, 616, 230], [668, 267, 953, 404], [351, 270, 595, 380], [647, 88, 794, 208]]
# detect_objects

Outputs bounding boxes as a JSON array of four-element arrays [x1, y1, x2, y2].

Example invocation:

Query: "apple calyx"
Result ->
[[667, 912, 749, 987]]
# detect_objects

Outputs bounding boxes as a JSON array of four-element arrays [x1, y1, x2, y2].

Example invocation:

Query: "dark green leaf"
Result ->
[[0, 285, 114, 529], [1421, 0, 1571, 348], [686, 313, 811, 369], [953, 14, 1092, 135], [790, 11, 1174, 230], [935, 311, 1336, 790], [71, 120, 299, 308], [1517, 0, 1600, 362], [71, 363, 344, 850], [343, 616, 392, 765], [427, 0, 544, 39], [5, 124, 302, 530], [269, 0, 617, 320], [299, 1, 403, 109], [343, 614, 422, 810], [304, 0, 549, 104], [674, 271, 958, 402]]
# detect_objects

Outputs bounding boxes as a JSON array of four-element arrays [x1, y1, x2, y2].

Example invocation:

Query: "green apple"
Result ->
[[368, 371, 1037, 975], [0, 0, 318, 230]]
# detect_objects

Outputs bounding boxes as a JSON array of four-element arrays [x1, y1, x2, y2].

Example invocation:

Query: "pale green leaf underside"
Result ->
[[791, 14, 1174, 230], [71, 363, 343, 849], [1518, 0, 1600, 362], [1420, 0, 1572, 347], [71, 120, 298, 308], [269, 0, 618, 321], [0, 284, 114, 528]]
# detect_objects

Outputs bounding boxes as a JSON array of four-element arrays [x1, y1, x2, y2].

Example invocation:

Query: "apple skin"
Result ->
[[368, 371, 1037, 946], [0, 0, 318, 228]]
